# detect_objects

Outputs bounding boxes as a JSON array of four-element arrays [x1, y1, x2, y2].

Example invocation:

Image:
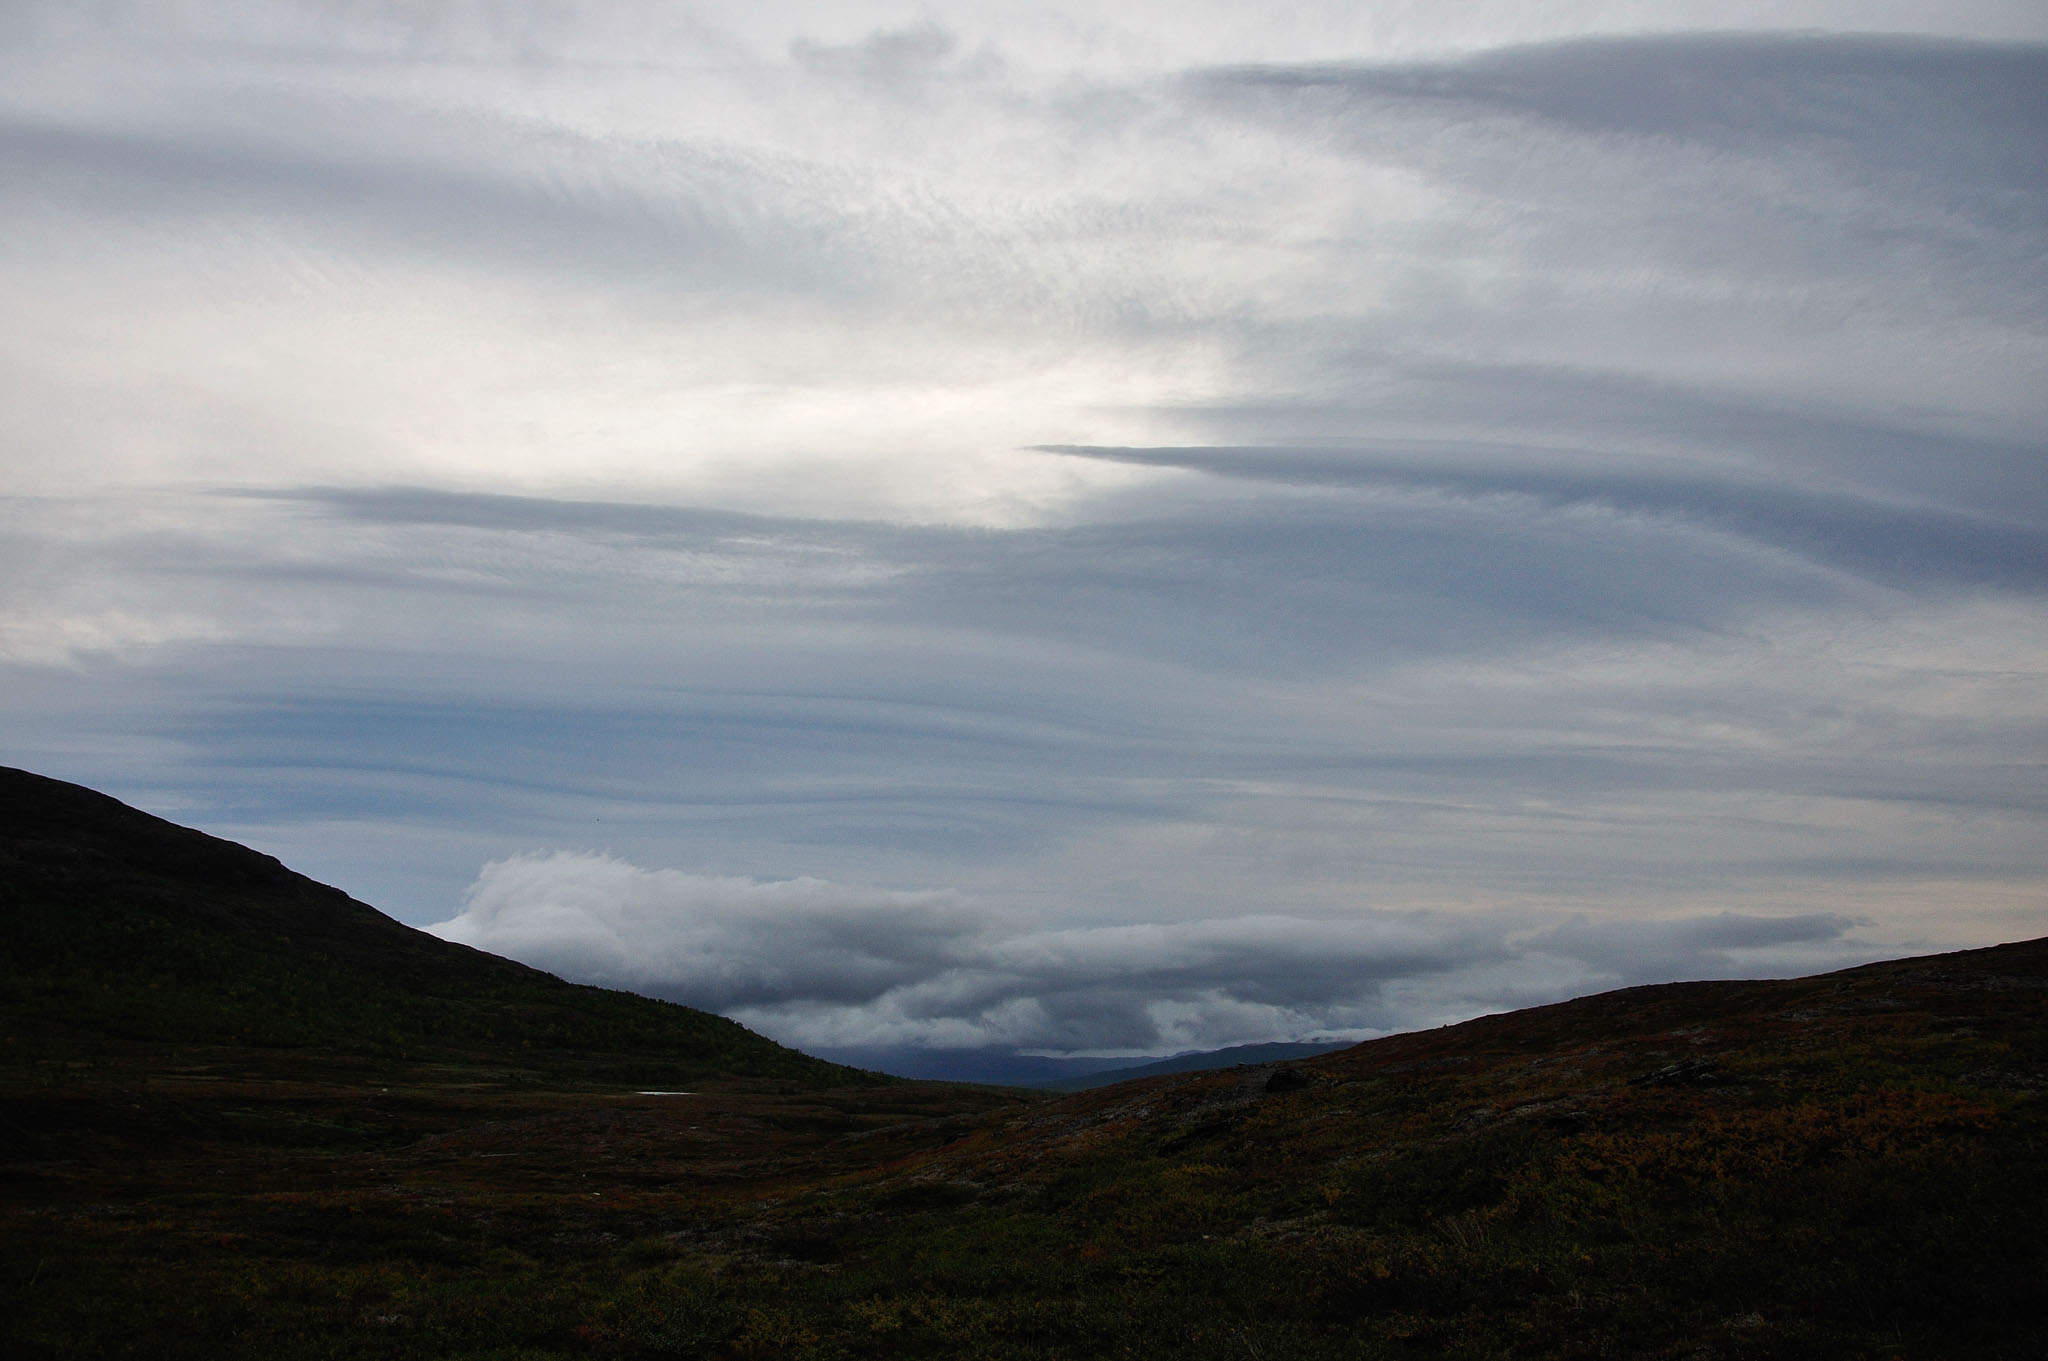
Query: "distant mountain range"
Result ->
[[808, 1041, 1354, 1088], [807, 1046, 1162, 1086], [815, 1035, 1359, 1088], [1022, 1039, 1355, 1090]]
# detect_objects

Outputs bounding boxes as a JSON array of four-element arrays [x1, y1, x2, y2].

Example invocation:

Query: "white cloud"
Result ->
[[4, 10, 2043, 1034], [433, 851, 991, 1007], [7, 17, 2040, 524], [428, 849, 1883, 1054]]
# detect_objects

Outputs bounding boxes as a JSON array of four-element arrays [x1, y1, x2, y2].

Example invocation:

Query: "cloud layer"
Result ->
[[431, 850, 1863, 1053], [2, 5, 2042, 1049]]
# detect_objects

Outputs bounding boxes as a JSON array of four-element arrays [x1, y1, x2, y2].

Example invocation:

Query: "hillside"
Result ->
[[0, 766, 862, 1089], [3, 768, 2044, 1358], [864, 936, 2048, 1357]]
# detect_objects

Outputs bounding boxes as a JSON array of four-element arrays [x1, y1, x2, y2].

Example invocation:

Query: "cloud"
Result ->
[[1091, 357, 2048, 525], [1039, 442, 2048, 593], [433, 851, 991, 1009], [1523, 911, 1863, 985], [791, 21, 972, 95], [1203, 32, 2048, 170], [427, 849, 1871, 1054], [9, 481, 2044, 942], [1176, 36, 2048, 442], [5, 23, 2040, 522], [4, 13, 2043, 1021]]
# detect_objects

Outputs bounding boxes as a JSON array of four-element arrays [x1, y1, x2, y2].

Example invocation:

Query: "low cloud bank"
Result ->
[[429, 851, 1866, 1054]]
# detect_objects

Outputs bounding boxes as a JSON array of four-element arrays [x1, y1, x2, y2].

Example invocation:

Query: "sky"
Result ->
[[4, 1, 2045, 1072]]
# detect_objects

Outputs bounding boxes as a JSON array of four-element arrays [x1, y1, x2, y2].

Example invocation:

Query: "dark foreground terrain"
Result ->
[[4, 769, 2045, 1358]]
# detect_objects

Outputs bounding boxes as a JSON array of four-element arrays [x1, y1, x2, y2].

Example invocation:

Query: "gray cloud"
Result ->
[[1041, 444, 2048, 593], [0, 109, 858, 299], [434, 852, 990, 1011], [8, 478, 2043, 933], [4, 13, 2043, 1036], [427, 849, 1870, 1053], [1523, 911, 1863, 987], [791, 22, 970, 94], [1206, 33, 2047, 164], [1196, 34, 2048, 278], [265, 480, 1853, 668]]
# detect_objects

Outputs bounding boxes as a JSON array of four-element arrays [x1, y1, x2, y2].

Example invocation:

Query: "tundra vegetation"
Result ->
[[3, 768, 2044, 1358]]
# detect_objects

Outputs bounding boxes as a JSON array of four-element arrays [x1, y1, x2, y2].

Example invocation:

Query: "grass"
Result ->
[[4, 767, 2045, 1357], [8, 939, 2046, 1358]]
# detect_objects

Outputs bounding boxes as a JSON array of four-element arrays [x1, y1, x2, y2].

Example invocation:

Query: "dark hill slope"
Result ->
[[5, 765, 2045, 1357], [865, 936, 2048, 1356], [0, 766, 863, 1088], [925, 934, 2048, 1178]]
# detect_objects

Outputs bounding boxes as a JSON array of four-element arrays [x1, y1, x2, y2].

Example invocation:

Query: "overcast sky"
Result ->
[[4, 2, 2044, 1066]]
